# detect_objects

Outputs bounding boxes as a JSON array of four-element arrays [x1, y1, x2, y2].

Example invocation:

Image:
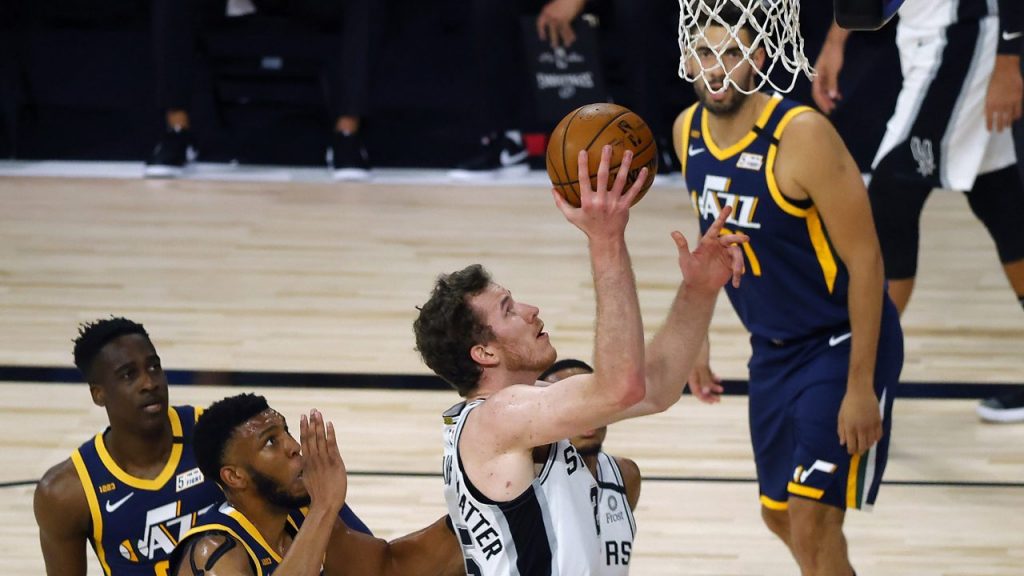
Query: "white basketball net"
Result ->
[[678, 0, 814, 95]]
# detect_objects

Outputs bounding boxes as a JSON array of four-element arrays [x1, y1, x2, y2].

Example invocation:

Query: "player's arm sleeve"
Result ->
[[998, 0, 1022, 54]]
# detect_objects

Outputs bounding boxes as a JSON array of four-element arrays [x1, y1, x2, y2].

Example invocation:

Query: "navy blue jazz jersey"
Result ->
[[680, 94, 850, 341], [71, 405, 223, 575], [174, 502, 307, 575], [679, 94, 904, 512]]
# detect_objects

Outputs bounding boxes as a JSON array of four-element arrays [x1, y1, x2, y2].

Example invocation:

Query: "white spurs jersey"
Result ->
[[897, 0, 994, 30], [442, 399, 603, 576], [592, 453, 636, 575]]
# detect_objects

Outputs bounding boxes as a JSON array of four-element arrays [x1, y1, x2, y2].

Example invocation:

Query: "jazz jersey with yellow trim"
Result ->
[[71, 405, 223, 576], [679, 94, 851, 340], [173, 502, 308, 575]]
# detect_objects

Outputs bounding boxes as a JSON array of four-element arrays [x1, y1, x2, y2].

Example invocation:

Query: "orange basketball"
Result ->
[[546, 103, 658, 208]]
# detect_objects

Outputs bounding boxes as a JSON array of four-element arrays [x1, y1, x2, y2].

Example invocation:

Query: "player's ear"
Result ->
[[470, 343, 499, 368], [220, 465, 246, 491], [753, 45, 767, 71], [89, 382, 105, 407]]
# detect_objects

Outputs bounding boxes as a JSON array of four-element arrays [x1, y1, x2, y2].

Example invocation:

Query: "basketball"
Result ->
[[546, 103, 658, 208]]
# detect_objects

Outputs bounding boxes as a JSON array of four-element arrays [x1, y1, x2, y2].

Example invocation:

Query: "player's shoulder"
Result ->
[[173, 531, 253, 576], [611, 454, 642, 509], [34, 457, 90, 529], [776, 103, 833, 143], [36, 458, 84, 506], [612, 455, 640, 483]]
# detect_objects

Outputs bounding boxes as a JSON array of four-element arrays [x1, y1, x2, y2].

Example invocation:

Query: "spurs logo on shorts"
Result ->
[[910, 137, 935, 177]]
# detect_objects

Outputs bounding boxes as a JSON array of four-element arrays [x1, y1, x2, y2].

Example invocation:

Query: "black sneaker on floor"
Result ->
[[329, 131, 371, 181], [977, 388, 1024, 423], [448, 132, 530, 181], [144, 127, 196, 178], [657, 136, 680, 175]]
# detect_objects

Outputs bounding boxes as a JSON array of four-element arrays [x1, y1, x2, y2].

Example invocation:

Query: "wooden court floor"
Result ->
[[1, 174, 1022, 574]]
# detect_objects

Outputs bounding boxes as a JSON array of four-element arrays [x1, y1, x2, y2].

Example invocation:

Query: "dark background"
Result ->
[[0, 0, 1006, 171]]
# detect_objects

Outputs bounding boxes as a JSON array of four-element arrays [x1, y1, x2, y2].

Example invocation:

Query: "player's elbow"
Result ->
[[614, 373, 647, 409]]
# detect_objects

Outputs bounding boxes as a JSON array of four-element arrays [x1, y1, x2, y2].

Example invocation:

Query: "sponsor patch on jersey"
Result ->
[[176, 467, 204, 492], [737, 152, 764, 171]]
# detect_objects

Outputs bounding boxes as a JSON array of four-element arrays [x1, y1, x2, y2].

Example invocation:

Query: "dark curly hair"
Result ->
[[73, 317, 150, 378], [413, 264, 495, 397], [193, 393, 270, 488]]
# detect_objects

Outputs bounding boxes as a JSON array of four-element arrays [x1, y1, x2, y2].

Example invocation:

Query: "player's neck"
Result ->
[[705, 92, 770, 149], [582, 453, 598, 474], [228, 495, 294, 556], [470, 367, 542, 399], [103, 419, 174, 477]]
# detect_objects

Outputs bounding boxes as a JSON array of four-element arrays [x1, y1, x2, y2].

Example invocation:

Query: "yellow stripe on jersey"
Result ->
[[227, 507, 284, 563], [95, 408, 184, 490], [71, 450, 112, 576], [759, 494, 788, 511], [679, 104, 698, 179], [703, 95, 782, 160], [764, 105, 816, 217], [741, 242, 763, 277], [723, 226, 762, 276], [181, 524, 264, 576], [787, 481, 825, 500], [805, 207, 839, 293], [846, 453, 862, 509]]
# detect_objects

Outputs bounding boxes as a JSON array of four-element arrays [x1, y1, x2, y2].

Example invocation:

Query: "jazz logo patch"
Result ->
[[737, 152, 764, 171]]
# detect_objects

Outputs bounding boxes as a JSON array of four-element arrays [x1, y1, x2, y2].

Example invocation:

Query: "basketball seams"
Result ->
[[559, 106, 584, 199], [557, 138, 657, 186], [547, 104, 656, 207]]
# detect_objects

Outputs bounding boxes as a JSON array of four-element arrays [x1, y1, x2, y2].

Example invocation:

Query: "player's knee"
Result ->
[[760, 505, 790, 540], [968, 166, 1024, 263], [868, 174, 931, 279], [786, 498, 845, 553]]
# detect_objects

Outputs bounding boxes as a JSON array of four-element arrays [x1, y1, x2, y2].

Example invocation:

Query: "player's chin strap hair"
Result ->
[[998, 0, 1022, 54]]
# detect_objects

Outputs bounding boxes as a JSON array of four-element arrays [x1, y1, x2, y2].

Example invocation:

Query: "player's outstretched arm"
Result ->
[[34, 460, 91, 576], [781, 112, 885, 455], [324, 515, 463, 576], [464, 145, 650, 456], [615, 205, 746, 420]]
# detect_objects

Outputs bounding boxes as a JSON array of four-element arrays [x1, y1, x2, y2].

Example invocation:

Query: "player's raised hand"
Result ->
[[672, 205, 748, 295], [300, 409, 347, 514], [552, 145, 648, 241]]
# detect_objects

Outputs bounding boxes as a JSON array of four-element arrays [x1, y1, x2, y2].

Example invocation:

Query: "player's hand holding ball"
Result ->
[[547, 103, 658, 208]]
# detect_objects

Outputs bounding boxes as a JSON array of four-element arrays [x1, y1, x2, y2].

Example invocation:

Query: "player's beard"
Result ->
[[504, 342, 557, 375], [248, 467, 312, 510], [696, 69, 755, 117]]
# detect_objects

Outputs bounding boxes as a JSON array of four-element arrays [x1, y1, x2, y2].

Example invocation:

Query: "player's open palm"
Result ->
[[674, 205, 748, 295], [838, 387, 882, 455], [300, 409, 347, 514]]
